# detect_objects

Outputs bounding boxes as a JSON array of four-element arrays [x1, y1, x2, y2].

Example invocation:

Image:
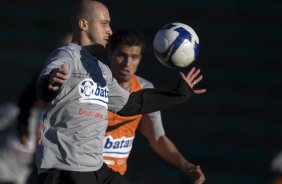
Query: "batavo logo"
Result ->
[[78, 108, 104, 119], [103, 135, 134, 158], [79, 78, 109, 107]]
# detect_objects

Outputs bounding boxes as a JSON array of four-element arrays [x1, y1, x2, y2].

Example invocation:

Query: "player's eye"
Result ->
[[116, 54, 125, 60], [132, 55, 141, 61]]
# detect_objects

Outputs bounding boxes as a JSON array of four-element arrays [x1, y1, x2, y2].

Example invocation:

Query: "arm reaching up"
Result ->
[[117, 67, 206, 116]]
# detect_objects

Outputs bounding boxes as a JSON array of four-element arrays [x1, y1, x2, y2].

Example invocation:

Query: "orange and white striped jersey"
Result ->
[[103, 75, 165, 175]]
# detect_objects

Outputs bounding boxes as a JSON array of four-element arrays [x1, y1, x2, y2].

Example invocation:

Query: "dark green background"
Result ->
[[0, 0, 281, 183]]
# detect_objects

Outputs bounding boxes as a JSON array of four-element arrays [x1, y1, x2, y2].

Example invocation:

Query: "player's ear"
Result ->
[[78, 19, 88, 31]]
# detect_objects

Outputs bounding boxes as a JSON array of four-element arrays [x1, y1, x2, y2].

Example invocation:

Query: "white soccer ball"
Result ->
[[153, 22, 200, 68]]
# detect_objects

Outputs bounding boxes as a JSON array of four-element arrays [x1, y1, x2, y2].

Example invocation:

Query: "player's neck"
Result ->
[[119, 81, 131, 90]]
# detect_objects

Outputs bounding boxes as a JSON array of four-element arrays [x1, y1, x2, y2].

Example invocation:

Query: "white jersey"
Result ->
[[36, 43, 129, 173]]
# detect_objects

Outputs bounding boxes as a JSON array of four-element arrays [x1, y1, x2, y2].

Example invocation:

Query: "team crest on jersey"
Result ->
[[79, 78, 109, 107]]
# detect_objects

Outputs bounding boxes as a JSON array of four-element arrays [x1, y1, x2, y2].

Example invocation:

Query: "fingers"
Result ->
[[183, 163, 205, 184], [179, 72, 186, 80], [48, 84, 61, 91], [185, 67, 201, 84], [195, 178, 205, 184], [182, 67, 206, 94], [194, 89, 206, 94], [48, 64, 69, 91], [190, 68, 201, 82], [191, 165, 205, 184], [194, 165, 205, 184], [192, 74, 203, 86], [52, 72, 68, 83], [59, 64, 68, 75], [187, 67, 196, 80]]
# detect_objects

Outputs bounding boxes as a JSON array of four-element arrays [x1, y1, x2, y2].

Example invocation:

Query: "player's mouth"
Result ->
[[119, 68, 130, 75], [104, 37, 109, 43]]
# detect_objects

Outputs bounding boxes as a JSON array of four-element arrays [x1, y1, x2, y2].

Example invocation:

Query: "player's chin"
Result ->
[[118, 70, 131, 78], [118, 74, 131, 82], [99, 43, 107, 48], [94, 40, 107, 48], [102, 40, 109, 46], [91, 43, 106, 52]]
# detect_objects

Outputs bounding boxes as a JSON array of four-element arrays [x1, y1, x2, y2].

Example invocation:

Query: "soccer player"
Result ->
[[104, 29, 205, 184], [35, 1, 205, 183]]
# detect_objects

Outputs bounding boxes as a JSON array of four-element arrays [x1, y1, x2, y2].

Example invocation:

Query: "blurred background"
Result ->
[[0, 0, 282, 183]]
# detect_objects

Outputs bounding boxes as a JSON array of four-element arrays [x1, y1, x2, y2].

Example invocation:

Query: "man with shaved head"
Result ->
[[35, 1, 206, 184]]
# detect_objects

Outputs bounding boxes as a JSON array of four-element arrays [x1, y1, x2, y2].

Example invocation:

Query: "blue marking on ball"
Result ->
[[159, 25, 193, 68]]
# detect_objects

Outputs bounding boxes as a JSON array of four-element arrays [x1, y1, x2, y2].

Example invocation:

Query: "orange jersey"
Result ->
[[103, 75, 143, 175]]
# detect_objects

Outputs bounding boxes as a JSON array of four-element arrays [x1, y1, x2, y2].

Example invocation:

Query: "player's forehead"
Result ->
[[118, 44, 141, 53]]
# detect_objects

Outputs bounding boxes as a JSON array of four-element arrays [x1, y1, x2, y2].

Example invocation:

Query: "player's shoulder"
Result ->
[[61, 43, 82, 56], [135, 75, 154, 89], [49, 43, 75, 58]]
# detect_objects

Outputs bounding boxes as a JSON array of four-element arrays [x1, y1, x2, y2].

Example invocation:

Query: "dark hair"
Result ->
[[108, 29, 146, 55]]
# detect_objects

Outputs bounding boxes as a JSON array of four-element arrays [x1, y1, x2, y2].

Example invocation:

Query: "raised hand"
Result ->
[[180, 67, 206, 94]]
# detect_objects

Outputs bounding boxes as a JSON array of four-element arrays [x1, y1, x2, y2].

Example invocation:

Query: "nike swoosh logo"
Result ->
[[106, 118, 137, 132]]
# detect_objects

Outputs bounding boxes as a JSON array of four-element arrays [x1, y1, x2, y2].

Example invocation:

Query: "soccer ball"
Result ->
[[153, 22, 200, 68]]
